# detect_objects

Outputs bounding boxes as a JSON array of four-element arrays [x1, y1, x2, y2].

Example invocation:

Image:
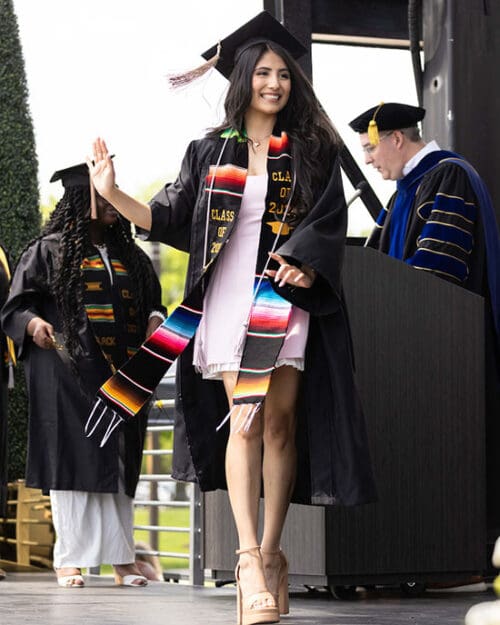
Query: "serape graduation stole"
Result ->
[[85, 295, 203, 445], [217, 275, 293, 433], [86, 128, 295, 446]]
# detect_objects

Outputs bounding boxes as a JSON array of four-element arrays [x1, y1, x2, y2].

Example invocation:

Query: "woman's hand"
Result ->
[[265, 252, 316, 289], [87, 137, 116, 199], [146, 315, 164, 339], [27, 317, 57, 349]]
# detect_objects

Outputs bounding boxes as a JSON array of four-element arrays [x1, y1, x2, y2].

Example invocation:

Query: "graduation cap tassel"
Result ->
[[367, 119, 380, 146], [368, 101, 384, 146], [167, 42, 221, 89]]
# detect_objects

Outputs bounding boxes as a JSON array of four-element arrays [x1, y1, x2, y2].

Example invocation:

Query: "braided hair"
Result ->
[[39, 185, 156, 362]]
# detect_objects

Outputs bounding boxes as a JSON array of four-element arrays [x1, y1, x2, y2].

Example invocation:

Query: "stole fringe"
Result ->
[[216, 402, 262, 434], [85, 397, 124, 447]]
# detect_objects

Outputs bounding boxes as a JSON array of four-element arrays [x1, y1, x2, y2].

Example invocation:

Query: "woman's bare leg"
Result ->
[[260, 365, 300, 595], [222, 371, 273, 607]]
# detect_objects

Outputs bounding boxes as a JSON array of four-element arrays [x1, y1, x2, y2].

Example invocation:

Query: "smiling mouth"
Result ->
[[261, 93, 280, 101]]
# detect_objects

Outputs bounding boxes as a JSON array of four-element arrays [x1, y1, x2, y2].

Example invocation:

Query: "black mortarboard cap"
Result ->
[[349, 102, 426, 134], [201, 11, 307, 80], [50, 156, 115, 189], [49, 162, 89, 188]]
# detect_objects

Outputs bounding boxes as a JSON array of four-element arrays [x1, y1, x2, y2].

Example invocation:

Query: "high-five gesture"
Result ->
[[87, 138, 152, 231], [87, 138, 116, 199]]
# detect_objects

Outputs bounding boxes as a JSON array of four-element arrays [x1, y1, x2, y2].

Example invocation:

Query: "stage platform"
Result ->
[[0, 571, 494, 625]]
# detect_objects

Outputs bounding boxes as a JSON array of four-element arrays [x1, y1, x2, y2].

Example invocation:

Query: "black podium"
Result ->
[[202, 246, 487, 589]]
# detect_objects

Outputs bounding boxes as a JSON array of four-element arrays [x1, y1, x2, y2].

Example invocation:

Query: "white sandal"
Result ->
[[55, 568, 85, 588], [114, 573, 148, 586]]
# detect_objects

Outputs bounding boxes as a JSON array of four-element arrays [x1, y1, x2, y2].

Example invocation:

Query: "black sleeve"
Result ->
[[274, 157, 348, 315], [0, 241, 51, 358]]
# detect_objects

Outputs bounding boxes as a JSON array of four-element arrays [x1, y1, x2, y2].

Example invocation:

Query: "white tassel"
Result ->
[[100, 411, 123, 447], [85, 398, 106, 436], [231, 405, 246, 433], [233, 403, 261, 434], [216, 405, 236, 432], [216, 402, 262, 434]]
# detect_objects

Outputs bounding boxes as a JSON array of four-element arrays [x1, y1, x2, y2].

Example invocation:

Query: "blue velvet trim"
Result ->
[[388, 151, 456, 260], [418, 222, 473, 253], [407, 248, 468, 282]]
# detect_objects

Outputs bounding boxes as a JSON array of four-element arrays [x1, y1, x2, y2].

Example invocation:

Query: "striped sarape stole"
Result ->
[[86, 296, 203, 445]]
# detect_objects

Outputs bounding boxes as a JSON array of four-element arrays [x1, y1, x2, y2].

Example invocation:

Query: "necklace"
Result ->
[[247, 133, 272, 149]]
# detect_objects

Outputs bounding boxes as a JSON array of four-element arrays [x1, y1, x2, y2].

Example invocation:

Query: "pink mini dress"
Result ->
[[193, 174, 310, 380]]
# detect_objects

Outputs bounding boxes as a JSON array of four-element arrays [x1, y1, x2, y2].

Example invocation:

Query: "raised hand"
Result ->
[[265, 252, 316, 288], [87, 137, 116, 198]]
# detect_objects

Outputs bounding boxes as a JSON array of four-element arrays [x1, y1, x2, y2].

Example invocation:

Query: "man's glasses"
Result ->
[[362, 131, 394, 155]]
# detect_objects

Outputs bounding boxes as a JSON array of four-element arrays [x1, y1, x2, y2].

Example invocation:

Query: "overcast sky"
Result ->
[[13, 0, 418, 234]]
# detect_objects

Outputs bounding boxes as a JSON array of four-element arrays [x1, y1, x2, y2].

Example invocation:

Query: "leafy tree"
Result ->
[[0, 0, 41, 480]]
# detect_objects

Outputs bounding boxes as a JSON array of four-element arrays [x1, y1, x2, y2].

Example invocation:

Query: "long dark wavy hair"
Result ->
[[30, 185, 156, 362], [209, 41, 343, 219]]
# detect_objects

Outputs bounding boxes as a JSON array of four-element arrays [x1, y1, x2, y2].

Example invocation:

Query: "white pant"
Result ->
[[50, 489, 135, 568]]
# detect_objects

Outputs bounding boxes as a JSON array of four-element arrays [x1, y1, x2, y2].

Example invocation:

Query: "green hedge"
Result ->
[[0, 0, 41, 480]]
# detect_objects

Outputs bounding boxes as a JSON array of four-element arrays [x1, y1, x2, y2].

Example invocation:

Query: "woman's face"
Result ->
[[248, 49, 291, 118], [95, 193, 118, 225]]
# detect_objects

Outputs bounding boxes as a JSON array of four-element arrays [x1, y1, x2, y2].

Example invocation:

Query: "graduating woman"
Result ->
[[88, 11, 376, 624], [1, 164, 166, 588]]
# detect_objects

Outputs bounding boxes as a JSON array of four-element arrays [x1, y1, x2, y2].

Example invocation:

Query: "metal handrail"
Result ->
[[134, 375, 204, 585], [134, 524, 189, 533], [134, 500, 189, 508], [142, 449, 173, 456], [147, 424, 174, 432]]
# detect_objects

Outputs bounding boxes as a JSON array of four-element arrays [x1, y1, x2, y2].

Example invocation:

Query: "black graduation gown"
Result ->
[[0, 234, 162, 497], [145, 137, 377, 506], [0, 250, 9, 513]]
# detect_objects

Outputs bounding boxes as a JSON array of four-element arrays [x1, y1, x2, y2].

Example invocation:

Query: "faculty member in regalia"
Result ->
[[89, 11, 376, 624], [350, 101, 500, 583], [1, 163, 166, 588]]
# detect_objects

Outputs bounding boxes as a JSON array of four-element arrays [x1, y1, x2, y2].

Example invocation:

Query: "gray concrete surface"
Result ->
[[0, 572, 494, 625]]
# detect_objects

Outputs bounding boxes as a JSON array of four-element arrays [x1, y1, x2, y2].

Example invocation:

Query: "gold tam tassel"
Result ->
[[368, 101, 384, 146], [168, 42, 221, 89]]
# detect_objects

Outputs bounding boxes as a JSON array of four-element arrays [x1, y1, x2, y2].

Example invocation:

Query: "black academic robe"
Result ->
[[0, 234, 163, 497], [145, 136, 377, 506], [0, 248, 9, 513]]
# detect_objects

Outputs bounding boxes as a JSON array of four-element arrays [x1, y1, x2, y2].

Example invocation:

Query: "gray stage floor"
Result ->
[[0, 572, 495, 625]]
